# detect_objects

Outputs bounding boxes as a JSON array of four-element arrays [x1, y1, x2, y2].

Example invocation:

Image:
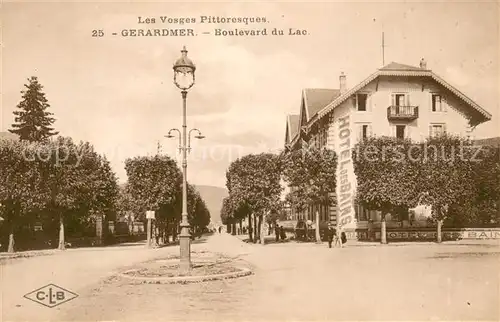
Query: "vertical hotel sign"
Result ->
[[336, 115, 355, 229]]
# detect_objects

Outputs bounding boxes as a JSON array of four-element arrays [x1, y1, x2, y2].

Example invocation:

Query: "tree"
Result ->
[[417, 134, 475, 242], [282, 145, 337, 243], [192, 196, 210, 234], [226, 153, 282, 245], [38, 138, 107, 250], [117, 183, 142, 233], [9, 76, 58, 142], [446, 145, 500, 227], [0, 139, 46, 252], [220, 196, 234, 232], [79, 153, 120, 243], [353, 136, 420, 244], [186, 184, 211, 236], [125, 155, 182, 243], [125, 155, 182, 213]]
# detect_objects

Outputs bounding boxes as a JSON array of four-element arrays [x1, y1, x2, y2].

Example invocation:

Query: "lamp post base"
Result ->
[[179, 227, 191, 273]]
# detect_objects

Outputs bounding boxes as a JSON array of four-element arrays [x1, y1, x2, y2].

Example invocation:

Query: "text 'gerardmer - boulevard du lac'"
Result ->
[[112, 15, 308, 37]]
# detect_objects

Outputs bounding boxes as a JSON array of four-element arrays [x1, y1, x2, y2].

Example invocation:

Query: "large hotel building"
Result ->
[[283, 60, 492, 238]]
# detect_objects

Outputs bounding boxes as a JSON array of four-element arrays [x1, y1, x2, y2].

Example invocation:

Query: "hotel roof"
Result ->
[[302, 88, 341, 120], [287, 114, 300, 139], [316, 61, 492, 125]]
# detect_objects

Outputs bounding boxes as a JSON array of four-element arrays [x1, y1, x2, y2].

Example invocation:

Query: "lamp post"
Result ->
[[167, 46, 204, 272]]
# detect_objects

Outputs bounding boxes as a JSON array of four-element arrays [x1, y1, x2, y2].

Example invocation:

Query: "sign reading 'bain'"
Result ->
[[371, 230, 500, 240]]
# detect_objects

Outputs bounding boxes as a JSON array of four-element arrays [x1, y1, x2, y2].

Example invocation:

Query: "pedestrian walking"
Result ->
[[333, 226, 342, 248], [327, 225, 335, 248], [341, 230, 347, 246], [275, 224, 280, 242], [280, 226, 287, 241], [218, 226, 222, 234]]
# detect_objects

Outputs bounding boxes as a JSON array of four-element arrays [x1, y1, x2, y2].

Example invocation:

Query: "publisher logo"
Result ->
[[24, 284, 78, 308]]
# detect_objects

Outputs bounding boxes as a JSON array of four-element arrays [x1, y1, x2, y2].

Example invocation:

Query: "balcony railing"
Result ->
[[387, 105, 419, 121]]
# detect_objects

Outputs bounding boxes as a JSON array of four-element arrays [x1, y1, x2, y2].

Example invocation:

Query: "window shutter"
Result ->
[[353, 95, 357, 109], [405, 125, 410, 139], [406, 94, 410, 106], [391, 94, 395, 106], [368, 94, 373, 112], [358, 124, 363, 141], [368, 124, 373, 137], [391, 125, 395, 137], [429, 125, 433, 137], [443, 123, 447, 134], [442, 95, 447, 112]]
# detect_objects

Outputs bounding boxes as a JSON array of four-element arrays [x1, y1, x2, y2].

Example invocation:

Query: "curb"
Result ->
[[117, 265, 252, 284], [0, 249, 58, 261]]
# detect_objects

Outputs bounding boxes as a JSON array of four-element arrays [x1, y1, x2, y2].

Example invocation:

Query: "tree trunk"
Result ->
[[253, 213, 259, 243], [260, 213, 266, 245], [58, 213, 66, 250], [165, 221, 170, 244], [172, 219, 178, 242], [248, 213, 253, 242], [7, 225, 15, 253], [380, 213, 387, 244], [436, 219, 443, 243], [315, 211, 321, 243], [232, 223, 236, 235]]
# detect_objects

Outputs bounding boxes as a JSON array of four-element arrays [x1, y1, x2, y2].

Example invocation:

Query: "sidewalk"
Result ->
[[0, 241, 150, 262], [233, 233, 500, 248]]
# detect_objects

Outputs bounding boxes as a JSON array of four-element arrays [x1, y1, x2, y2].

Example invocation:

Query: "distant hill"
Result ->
[[195, 185, 228, 225], [0, 132, 17, 140], [117, 182, 227, 225], [474, 137, 500, 146]]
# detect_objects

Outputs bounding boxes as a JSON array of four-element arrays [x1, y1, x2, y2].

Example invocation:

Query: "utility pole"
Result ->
[[156, 140, 162, 155], [382, 32, 385, 66]]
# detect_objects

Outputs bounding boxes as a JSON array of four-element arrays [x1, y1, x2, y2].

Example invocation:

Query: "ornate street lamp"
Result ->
[[168, 46, 203, 272]]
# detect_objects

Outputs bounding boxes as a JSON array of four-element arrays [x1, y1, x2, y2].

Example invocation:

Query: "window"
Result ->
[[356, 93, 368, 111], [432, 94, 443, 112], [362, 125, 368, 139], [396, 125, 405, 139], [394, 94, 406, 107], [429, 123, 446, 137], [391, 93, 410, 112], [357, 123, 372, 141]]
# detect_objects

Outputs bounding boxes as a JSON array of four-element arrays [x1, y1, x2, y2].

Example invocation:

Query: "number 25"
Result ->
[[92, 30, 104, 37]]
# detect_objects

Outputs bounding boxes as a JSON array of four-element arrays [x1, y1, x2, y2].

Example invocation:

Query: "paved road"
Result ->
[[1, 239, 204, 321], [2, 234, 499, 321]]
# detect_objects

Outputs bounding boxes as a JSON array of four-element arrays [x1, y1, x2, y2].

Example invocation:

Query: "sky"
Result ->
[[1, 1, 498, 187]]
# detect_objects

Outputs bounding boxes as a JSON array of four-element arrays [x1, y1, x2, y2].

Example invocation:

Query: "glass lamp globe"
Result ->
[[173, 46, 196, 90]]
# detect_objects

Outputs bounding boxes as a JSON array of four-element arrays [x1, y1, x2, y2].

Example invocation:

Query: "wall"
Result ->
[[351, 76, 473, 142]]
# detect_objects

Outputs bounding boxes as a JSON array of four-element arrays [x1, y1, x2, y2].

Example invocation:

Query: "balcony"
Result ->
[[387, 105, 419, 121]]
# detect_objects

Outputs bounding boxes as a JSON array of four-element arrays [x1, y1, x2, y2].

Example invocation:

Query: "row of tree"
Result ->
[[221, 134, 499, 245], [121, 155, 211, 243], [1, 76, 211, 252], [353, 134, 500, 243], [0, 137, 119, 252], [221, 146, 338, 245]]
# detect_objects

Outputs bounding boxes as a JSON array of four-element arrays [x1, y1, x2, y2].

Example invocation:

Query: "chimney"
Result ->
[[420, 58, 427, 69], [339, 72, 347, 93]]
